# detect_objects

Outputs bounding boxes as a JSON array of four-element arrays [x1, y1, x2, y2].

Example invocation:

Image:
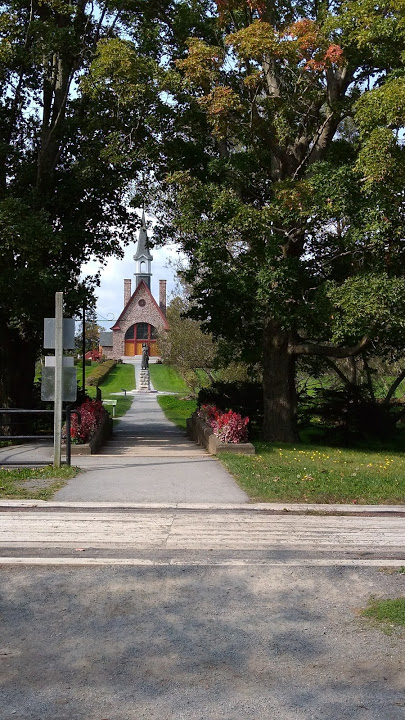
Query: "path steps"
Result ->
[[99, 392, 207, 457], [99, 388, 205, 457]]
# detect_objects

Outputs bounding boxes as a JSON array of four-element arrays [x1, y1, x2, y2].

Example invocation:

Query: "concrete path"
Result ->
[[2, 359, 404, 718], [0, 440, 53, 466], [52, 394, 248, 503]]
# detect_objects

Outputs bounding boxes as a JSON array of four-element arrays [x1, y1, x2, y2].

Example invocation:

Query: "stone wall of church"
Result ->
[[100, 346, 115, 360], [112, 283, 167, 358]]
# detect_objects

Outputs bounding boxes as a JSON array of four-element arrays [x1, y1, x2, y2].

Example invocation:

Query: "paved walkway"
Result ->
[[52, 393, 248, 503], [0, 357, 248, 504], [2, 362, 405, 718]]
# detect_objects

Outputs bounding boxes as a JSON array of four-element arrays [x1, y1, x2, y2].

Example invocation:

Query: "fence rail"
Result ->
[[0, 408, 76, 466]]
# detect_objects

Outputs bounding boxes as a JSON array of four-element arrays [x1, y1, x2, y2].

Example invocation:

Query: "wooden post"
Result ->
[[65, 406, 71, 467]]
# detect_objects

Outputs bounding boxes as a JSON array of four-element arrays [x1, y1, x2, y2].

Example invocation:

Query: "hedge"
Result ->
[[87, 360, 116, 387]]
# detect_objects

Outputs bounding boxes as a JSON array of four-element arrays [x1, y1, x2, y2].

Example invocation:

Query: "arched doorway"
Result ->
[[124, 323, 158, 356]]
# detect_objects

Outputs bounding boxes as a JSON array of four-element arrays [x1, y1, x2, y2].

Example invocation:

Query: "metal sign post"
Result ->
[[53, 292, 63, 468], [82, 302, 86, 394]]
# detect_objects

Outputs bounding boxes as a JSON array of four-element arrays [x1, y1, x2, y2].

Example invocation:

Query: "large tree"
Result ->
[[145, 0, 405, 441], [0, 0, 170, 407]]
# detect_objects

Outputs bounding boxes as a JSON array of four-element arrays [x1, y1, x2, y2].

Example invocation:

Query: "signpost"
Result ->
[[41, 293, 76, 468], [54, 292, 63, 468]]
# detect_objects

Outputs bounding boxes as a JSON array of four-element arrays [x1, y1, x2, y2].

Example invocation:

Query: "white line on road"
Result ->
[[0, 557, 404, 567]]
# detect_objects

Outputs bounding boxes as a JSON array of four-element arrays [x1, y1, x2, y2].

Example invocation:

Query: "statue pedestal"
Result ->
[[139, 369, 151, 392]]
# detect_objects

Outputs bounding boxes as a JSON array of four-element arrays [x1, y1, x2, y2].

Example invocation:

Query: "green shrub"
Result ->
[[299, 385, 400, 443], [198, 381, 263, 436], [87, 360, 116, 387]]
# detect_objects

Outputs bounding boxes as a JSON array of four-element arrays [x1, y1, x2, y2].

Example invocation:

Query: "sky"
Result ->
[[81, 234, 181, 330]]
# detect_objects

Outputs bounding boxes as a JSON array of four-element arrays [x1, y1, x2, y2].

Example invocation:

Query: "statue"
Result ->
[[141, 343, 149, 370]]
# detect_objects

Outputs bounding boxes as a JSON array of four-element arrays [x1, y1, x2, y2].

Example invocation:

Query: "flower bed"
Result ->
[[62, 399, 112, 455], [187, 405, 255, 455], [197, 404, 249, 443]]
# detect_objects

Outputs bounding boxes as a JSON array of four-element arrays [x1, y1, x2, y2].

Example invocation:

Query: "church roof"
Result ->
[[99, 331, 113, 347], [133, 210, 153, 261], [111, 280, 169, 331]]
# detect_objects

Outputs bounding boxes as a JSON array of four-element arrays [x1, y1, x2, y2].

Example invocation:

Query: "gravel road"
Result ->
[[1, 562, 404, 719]]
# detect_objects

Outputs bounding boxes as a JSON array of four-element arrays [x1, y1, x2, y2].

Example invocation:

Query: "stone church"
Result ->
[[100, 213, 169, 359]]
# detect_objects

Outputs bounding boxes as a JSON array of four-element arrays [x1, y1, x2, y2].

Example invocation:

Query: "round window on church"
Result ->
[[138, 299, 146, 307]]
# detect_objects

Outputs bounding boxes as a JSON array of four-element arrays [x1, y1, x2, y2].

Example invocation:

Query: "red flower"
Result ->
[[198, 405, 249, 443], [68, 399, 107, 444]]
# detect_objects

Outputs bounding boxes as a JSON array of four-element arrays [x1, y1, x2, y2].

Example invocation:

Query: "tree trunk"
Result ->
[[262, 322, 299, 443]]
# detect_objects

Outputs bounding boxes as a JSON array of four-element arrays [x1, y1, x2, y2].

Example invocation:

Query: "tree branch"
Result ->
[[291, 334, 370, 358], [383, 368, 405, 405], [323, 357, 352, 386], [363, 353, 375, 401], [262, 56, 280, 98]]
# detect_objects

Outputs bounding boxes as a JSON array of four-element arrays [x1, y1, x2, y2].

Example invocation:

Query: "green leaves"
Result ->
[[356, 76, 405, 133], [0, 0, 176, 405], [327, 274, 405, 344], [176, 38, 223, 89], [84, 38, 159, 105], [355, 76, 405, 187]]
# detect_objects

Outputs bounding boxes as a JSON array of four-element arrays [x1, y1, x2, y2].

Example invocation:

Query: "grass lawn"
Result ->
[[86, 363, 135, 418], [76, 361, 100, 382], [219, 442, 405, 504], [362, 597, 405, 633], [149, 364, 189, 393], [157, 395, 197, 430], [148, 364, 196, 428], [0, 465, 78, 500]]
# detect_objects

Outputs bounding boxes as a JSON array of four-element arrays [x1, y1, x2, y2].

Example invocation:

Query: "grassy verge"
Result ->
[[0, 465, 78, 500], [149, 364, 189, 393], [219, 442, 405, 504], [149, 364, 196, 429], [76, 361, 100, 383], [157, 395, 197, 430], [86, 363, 135, 418], [362, 598, 405, 634]]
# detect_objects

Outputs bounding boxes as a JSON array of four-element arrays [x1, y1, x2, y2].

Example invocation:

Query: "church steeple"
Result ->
[[133, 210, 153, 290]]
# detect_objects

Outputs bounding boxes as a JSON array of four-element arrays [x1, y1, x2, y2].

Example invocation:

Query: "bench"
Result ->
[[102, 399, 117, 417]]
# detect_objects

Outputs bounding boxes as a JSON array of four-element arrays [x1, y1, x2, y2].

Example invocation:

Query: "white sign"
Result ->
[[43, 318, 75, 349]]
